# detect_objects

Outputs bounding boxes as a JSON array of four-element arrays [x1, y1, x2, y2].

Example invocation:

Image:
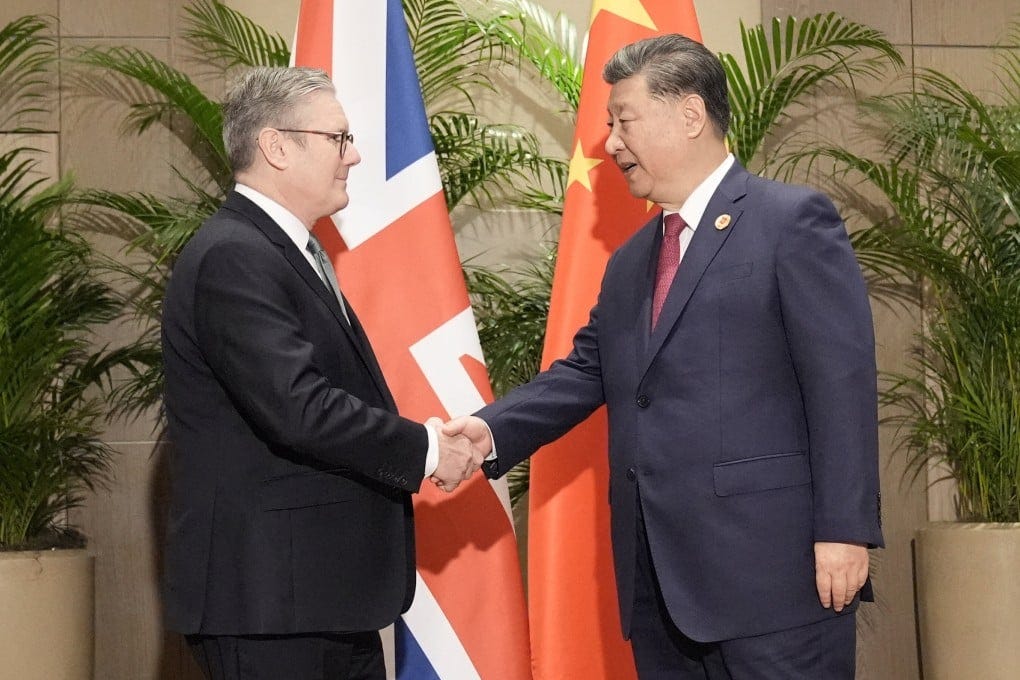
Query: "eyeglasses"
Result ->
[[276, 128, 355, 157]]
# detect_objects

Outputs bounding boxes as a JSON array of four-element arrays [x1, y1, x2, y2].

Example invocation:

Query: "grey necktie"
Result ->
[[306, 234, 350, 323]]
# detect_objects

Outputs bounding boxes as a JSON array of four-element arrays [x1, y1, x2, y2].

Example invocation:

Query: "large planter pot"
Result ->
[[915, 522, 1020, 680], [0, 549, 94, 680]]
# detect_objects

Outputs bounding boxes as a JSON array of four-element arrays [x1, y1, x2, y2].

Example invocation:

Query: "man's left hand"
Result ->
[[814, 541, 869, 612]]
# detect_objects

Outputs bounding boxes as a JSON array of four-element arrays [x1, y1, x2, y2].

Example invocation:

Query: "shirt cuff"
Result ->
[[423, 424, 439, 477], [482, 419, 497, 461]]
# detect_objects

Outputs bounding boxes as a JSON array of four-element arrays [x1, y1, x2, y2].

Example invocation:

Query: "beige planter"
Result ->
[[915, 522, 1020, 680], [0, 549, 94, 680]]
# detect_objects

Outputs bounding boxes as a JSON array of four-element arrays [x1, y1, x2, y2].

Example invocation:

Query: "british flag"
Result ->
[[292, 1, 531, 678]]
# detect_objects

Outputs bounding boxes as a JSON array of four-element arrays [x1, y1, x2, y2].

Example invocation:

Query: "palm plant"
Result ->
[[0, 16, 129, 550], [786, 25, 1020, 521], [720, 12, 903, 169]]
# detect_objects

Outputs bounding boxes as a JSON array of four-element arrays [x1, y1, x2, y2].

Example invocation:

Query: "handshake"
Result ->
[[425, 416, 492, 493]]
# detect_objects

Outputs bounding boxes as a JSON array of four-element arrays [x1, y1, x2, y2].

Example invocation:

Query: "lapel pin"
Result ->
[[715, 214, 731, 230]]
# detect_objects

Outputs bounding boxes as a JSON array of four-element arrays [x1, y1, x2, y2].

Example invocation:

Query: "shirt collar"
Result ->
[[234, 183, 311, 253], [663, 153, 735, 233]]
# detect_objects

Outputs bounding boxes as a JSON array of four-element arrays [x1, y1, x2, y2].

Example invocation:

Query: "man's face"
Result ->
[[604, 74, 693, 209], [284, 90, 361, 221]]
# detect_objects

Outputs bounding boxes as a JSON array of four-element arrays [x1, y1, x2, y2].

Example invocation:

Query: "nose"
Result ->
[[344, 143, 362, 166], [604, 128, 623, 156]]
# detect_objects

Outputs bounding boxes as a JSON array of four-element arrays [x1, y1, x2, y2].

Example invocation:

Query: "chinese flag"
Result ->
[[528, 2, 702, 679]]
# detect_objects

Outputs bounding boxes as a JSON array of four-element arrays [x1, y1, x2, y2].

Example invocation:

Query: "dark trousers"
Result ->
[[629, 506, 857, 680], [186, 631, 385, 680]]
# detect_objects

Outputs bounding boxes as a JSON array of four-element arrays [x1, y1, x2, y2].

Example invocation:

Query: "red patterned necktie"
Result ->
[[651, 213, 685, 329]]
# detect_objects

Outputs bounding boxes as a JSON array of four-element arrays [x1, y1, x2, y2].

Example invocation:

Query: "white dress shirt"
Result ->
[[662, 153, 736, 259]]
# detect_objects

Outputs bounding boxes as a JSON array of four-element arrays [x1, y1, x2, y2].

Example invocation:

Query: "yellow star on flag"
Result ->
[[589, 0, 657, 30], [567, 141, 603, 192]]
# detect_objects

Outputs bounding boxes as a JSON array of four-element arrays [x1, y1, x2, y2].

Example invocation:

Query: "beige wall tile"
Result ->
[[764, 0, 913, 45], [0, 132, 59, 188], [914, 46, 1014, 100], [225, 0, 298, 42], [0, 1, 59, 29], [59, 0, 170, 38], [453, 205, 558, 270], [914, 0, 1018, 46], [60, 38, 179, 195], [697, 0, 762, 58], [69, 442, 203, 680]]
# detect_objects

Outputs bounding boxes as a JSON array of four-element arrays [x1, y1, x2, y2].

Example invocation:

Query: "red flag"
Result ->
[[528, 2, 702, 679], [293, 2, 531, 678]]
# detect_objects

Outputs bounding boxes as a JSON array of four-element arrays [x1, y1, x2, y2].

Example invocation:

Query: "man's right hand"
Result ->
[[441, 416, 493, 456], [428, 418, 485, 493]]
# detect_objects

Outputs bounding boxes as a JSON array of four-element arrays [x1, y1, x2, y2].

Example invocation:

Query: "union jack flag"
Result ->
[[292, 1, 532, 678]]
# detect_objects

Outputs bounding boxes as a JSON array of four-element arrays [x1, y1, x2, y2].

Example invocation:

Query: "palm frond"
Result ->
[[720, 12, 902, 167], [479, 0, 583, 111], [432, 112, 566, 211], [998, 22, 1020, 108], [0, 15, 54, 131], [72, 188, 212, 263], [181, 0, 289, 70], [404, 0, 492, 108], [465, 248, 554, 398]]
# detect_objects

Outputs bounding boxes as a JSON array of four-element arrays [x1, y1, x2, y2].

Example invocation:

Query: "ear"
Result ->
[[681, 94, 709, 138], [256, 127, 290, 170]]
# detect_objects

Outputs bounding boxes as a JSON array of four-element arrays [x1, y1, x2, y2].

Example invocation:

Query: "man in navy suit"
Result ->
[[161, 67, 482, 680], [444, 35, 883, 678]]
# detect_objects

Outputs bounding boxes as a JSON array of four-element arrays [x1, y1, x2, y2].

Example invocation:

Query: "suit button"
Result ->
[[626, 468, 637, 481], [636, 395, 650, 408]]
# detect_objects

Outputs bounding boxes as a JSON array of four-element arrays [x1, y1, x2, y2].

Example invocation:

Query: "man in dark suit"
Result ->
[[161, 66, 482, 680], [444, 35, 883, 678]]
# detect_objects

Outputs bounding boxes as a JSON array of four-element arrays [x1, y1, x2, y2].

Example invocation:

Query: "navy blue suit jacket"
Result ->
[[479, 163, 884, 642], [161, 191, 426, 635]]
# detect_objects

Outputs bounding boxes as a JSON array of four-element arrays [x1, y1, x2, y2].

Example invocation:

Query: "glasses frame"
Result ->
[[276, 128, 354, 157]]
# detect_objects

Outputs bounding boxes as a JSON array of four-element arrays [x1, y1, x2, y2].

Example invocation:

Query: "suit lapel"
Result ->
[[639, 165, 749, 379], [631, 214, 663, 362], [222, 192, 392, 401]]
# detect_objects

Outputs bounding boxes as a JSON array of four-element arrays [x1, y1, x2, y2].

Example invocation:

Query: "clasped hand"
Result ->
[[426, 416, 493, 493]]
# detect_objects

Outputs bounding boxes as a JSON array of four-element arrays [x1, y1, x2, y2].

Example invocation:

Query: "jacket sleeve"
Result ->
[[775, 190, 884, 547], [478, 279, 610, 477], [192, 237, 428, 491]]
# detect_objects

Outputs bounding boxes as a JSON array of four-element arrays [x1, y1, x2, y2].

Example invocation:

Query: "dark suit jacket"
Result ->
[[161, 191, 427, 635], [479, 163, 884, 642]]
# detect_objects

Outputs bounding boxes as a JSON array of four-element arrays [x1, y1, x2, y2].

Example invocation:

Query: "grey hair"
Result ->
[[602, 34, 730, 136], [222, 66, 335, 173]]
